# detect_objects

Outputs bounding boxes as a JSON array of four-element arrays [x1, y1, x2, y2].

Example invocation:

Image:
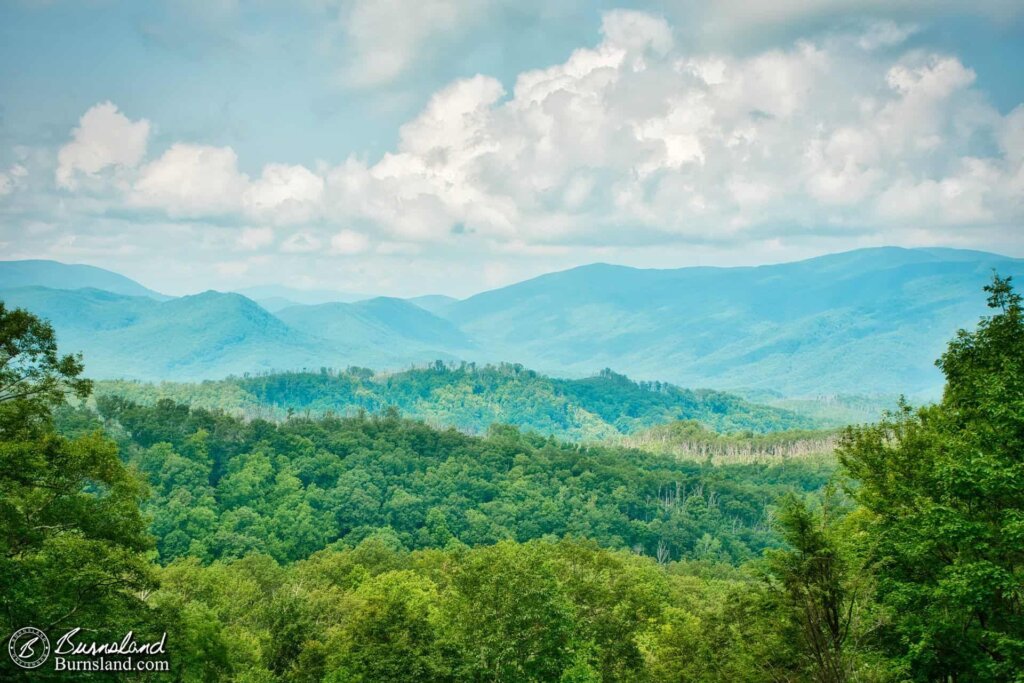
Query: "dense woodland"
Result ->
[[59, 399, 834, 566], [1, 276, 1022, 681], [95, 363, 820, 443]]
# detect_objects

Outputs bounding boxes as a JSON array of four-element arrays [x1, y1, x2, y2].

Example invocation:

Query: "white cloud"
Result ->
[[600, 9, 674, 55], [857, 21, 918, 51], [127, 145, 325, 223], [317, 13, 1023, 247], [804, 127, 882, 204], [330, 229, 370, 254], [243, 163, 324, 224], [236, 226, 274, 250], [56, 102, 150, 189], [1001, 105, 1024, 164], [885, 54, 975, 98], [131, 143, 248, 217], [46, 11, 1024, 266]]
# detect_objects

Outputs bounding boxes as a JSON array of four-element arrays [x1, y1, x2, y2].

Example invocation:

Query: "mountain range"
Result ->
[[1, 246, 1020, 395], [448, 247, 1024, 395]]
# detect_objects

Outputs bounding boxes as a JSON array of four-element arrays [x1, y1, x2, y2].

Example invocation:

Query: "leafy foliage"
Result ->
[[838, 273, 1024, 680], [0, 302, 158, 679], [86, 396, 834, 566], [0, 300, 92, 432], [150, 538, 809, 682], [97, 363, 818, 443], [3, 274, 1023, 681]]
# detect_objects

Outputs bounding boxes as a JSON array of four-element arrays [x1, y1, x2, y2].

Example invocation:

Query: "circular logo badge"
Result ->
[[8, 627, 50, 669]]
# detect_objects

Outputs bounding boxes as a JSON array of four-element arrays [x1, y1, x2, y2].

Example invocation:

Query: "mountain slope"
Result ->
[[445, 247, 1024, 395], [0, 259, 166, 299], [0, 287, 473, 380], [3, 247, 1020, 394], [96, 364, 819, 440], [407, 294, 459, 316], [278, 297, 472, 350], [0, 287, 334, 379]]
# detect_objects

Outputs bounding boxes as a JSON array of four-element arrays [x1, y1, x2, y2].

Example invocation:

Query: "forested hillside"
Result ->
[[2, 276, 1022, 681], [66, 398, 833, 566], [96, 364, 820, 441]]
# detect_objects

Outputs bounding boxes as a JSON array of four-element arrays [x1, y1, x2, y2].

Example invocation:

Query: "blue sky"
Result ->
[[1, 0, 1022, 296]]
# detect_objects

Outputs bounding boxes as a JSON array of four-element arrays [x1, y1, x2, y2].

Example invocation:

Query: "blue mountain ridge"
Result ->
[[1, 247, 1020, 395], [0, 259, 168, 299]]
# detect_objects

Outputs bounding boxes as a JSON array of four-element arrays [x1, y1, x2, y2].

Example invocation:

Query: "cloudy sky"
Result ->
[[1, 0, 1022, 297]]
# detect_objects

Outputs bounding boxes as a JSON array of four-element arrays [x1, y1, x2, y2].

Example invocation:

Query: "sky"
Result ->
[[0, 0, 1022, 297]]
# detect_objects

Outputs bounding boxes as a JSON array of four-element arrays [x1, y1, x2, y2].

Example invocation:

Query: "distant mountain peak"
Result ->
[[3, 247, 1021, 394], [0, 259, 167, 299]]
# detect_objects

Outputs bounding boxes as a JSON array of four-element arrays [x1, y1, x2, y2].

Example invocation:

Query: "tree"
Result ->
[[324, 570, 446, 682], [766, 491, 853, 683], [839, 274, 1024, 681], [0, 301, 91, 435], [0, 303, 156, 676], [640, 574, 801, 682], [443, 541, 577, 681]]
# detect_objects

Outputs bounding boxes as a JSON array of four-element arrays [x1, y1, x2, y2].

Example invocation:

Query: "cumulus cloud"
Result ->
[[129, 147, 325, 224], [130, 143, 248, 217], [330, 229, 370, 254], [48, 11, 1024, 261], [312, 12, 1022, 248], [236, 226, 275, 250], [243, 164, 325, 224], [56, 102, 150, 189]]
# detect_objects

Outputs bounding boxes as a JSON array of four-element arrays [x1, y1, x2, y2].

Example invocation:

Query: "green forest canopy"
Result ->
[[95, 363, 825, 443], [1, 275, 1022, 681], [64, 397, 834, 565]]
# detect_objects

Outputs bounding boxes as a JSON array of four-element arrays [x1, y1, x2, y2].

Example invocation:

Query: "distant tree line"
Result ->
[[622, 420, 839, 464], [94, 360, 818, 443]]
